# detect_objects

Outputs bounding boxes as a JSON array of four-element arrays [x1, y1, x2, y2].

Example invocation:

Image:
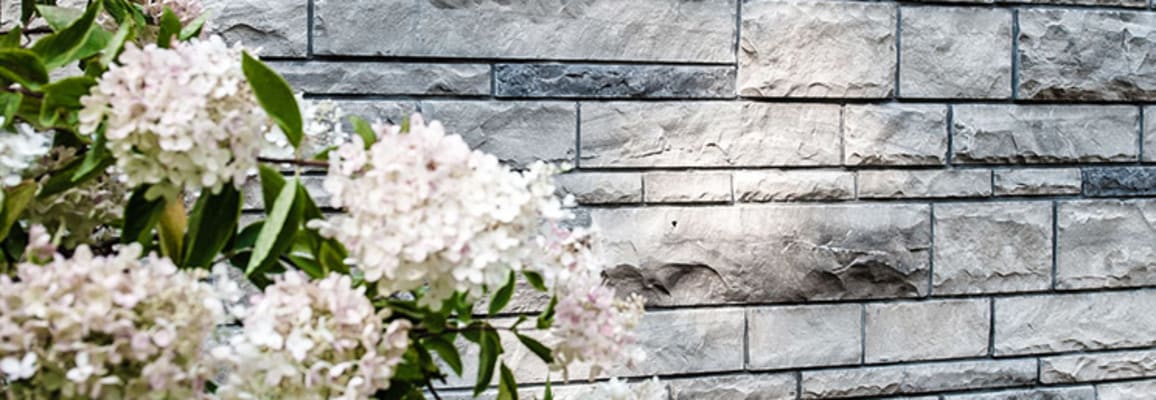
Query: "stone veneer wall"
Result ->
[[19, 0, 1156, 398]]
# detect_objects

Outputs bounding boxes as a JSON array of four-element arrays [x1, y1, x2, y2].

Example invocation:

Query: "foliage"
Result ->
[[0, 1, 651, 399]]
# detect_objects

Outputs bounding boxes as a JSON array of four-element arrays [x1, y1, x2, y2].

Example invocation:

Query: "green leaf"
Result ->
[[182, 186, 242, 268], [0, 49, 49, 89], [349, 115, 376, 149], [100, 19, 133, 67], [31, 0, 101, 69], [488, 270, 516, 316], [286, 253, 323, 278], [39, 76, 96, 126], [544, 380, 553, 400], [157, 196, 187, 261], [515, 333, 554, 365], [1, 27, 22, 49], [498, 363, 518, 400], [0, 92, 22, 126], [36, 5, 83, 31], [121, 186, 165, 246], [156, 7, 180, 48], [474, 329, 503, 396], [536, 296, 557, 330], [246, 178, 302, 276], [179, 13, 207, 40], [241, 51, 302, 148], [257, 164, 286, 213], [0, 182, 36, 242], [317, 241, 345, 274], [72, 129, 108, 180], [423, 336, 463, 376], [523, 270, 547, 292]]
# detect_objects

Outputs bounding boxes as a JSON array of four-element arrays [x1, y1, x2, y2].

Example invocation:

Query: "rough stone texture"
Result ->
[[494, 64, 735, 98], [858, 170, 992, 199], [203, 0, 308, 57], [313, 0, 736, 63], [952, 105, 1139, 164], [591, 205, 931, 306], [843, 104, 949, 166], [419, 101, 576, 166], [1040, 349, 1156, 383], [272, 62, 490, 95], [900, 7, 1013, 99], [747, 304, 862, 369], [240, 175, 328, 211], [864, 300, 990, 363], [801, 359, 1037, 399], [1084, 167, 1156, 197], [1098, 379, 1156, 400], [904, 0, 1145, 6], [1146, 106, 1156, 163], [993, 290, 1156, 356], [932, 203, 1053, 295], [1057, 200, 1156, 289], [734, 170, 855, 202], [554, 173, 642, 204], [994, 169, 1083, 196], [643, 172, 732, 204], [1018, 9, 1156, 101], [942, 387, 1096, 400], [668, 374, 797, 400], [580, 102, 841, 168], [740, 0, 896, 98]]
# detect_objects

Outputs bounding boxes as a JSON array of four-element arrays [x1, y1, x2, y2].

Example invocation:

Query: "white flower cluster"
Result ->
[[591, 377, 667, 400], [79, 36, 268, 198], [212, 272, 412, 399], [0, 244, 223, 399], [310, 115, 570, 308], [27, 147, 128, 247], [544, 228, 645, 378], [0, 119, 52, 187], [263, 97, 344, 159]]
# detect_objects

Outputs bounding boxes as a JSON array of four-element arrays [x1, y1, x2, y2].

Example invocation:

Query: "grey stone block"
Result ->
[[668, 374, 797, 400], [591, 205, 931, 306], [933, 202, 1053, 295], [994, 290, 1156, 356], [900, 7, 1013, 99], [740, 0, 896, 98], [203, 0, 308, 58], [1084, 167, 1156, 197], [272, 62, 490, 95], [495, 64, 735, 99], [943, 387, 1095, 400], [843, 104, 949, 166], [865, 300, 990, 363], [858, 170, 992, 199], [1018, 9, 1156, 101], [1057, 200, 1156, 289], [747, 304, 862, 369], [313, 0, 736, 63], [994, 169, 1082, 196], [420, 101, 577, 167], [801, 359, 1037, 398], [1098, 379, 1156, 400], [734, 170, 855, 202], [1041, 349, 1156, 383], [554, 173, 642, 204], [643, 172, 732, 204], [952, 105, 1139, 164]]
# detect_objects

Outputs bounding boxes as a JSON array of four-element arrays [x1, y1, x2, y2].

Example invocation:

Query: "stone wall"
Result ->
[[187, 0, 1156, 398]]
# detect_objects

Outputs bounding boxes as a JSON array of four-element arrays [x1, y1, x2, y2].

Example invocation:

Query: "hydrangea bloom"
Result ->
[[79, 36, 268, 198], [310, 115, 569, 308], [591, 377, 666, 400], [27, 147, 127, 247], [0, 119, 52, 187], [212, 272, 411, 399], [0, 244, 223, 398]]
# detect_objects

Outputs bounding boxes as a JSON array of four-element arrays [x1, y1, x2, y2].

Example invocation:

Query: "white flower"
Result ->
[[310, 114, 570, 308], [591, 377, 666, 400], [79, 36, 269, 197], [263, 97, 343, 159], [0, 119, 51, 187], [0, 353, 37, 381]]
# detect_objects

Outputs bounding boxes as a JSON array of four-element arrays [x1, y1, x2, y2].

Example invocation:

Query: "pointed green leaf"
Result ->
[[424, 336, 463, 376], [0, 92, 22, 126], [488, 270, 516, 316], [474, 329, 503, 396], [100, 20, 133, 67], [246, 178, 302, 276], [72, 129, 108, 181], [1, 27, 22, 49], [182, 186, 242, 268], [349, 115, 376, 149], [536, 296, 557, 330], [121, 186, 165, 246], [514, 333, 554, 365], [36, 5, 84, 31], [31, 0, 100, 68], [156, 7, 180, 48], [241, 51, 302, 148], [257, 164, 286, 213], [498, 363, 518, 400], [179, 13, 207, 40], [0, 182, 37, 242], [0, 49, 48, 89], [523, 270, 547, 292], [39, 76, 96, 126], [157, 196, 187, 261], [544, 380, 553, 400]]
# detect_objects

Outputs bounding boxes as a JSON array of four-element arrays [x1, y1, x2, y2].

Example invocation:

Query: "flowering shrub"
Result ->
[[0, 0, 650, 399]]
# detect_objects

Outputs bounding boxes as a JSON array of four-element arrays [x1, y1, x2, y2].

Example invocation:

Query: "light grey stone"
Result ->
[[994, 290, 1156, 356], [495, 64, 735, 99], [643, 172, 732, 204], [554, 173, 642, 204], [1098, 379, 1156, 400], [668, 373, 797, 400], [865, 299, 990, 363], [1057, 200, 1156, 289], [420, 101, 576, 166], [952, 105, 1139, 164], [900, 7, 1013, 99], [858, 170, 992, 199], [203, 0, 308, 57], [843, 104, 949, 166], [272, 62, 490, 95], [1019, 9, 1156, 101], [740, 0, 896, 98], [994, 169, 1083, 196], [1041, 349, 1156, 383], [801, 359, 1037, 398], [580, 102, 841, 168], [335, 100, 420, 128], [591, 205, 931, 305], [933, 202, 1053, 295], [734, 170, 855, 202], [747, 304, 862, 369], [904, 0, 1145, 6], [313, 0, 736, 63], [1146, 106, 1156, 162], [943, 387, 1095, 400]]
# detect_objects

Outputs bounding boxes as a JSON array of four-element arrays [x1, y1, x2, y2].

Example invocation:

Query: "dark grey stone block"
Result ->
[[1084, 167, 1156, 197], [494, 64, 735, 98]]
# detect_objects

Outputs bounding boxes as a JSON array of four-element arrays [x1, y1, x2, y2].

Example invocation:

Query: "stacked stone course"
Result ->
[[163, 0, 1156, 397]]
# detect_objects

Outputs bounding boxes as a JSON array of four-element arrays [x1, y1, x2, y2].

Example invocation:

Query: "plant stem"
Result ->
[[256, 156, 329, 168]]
